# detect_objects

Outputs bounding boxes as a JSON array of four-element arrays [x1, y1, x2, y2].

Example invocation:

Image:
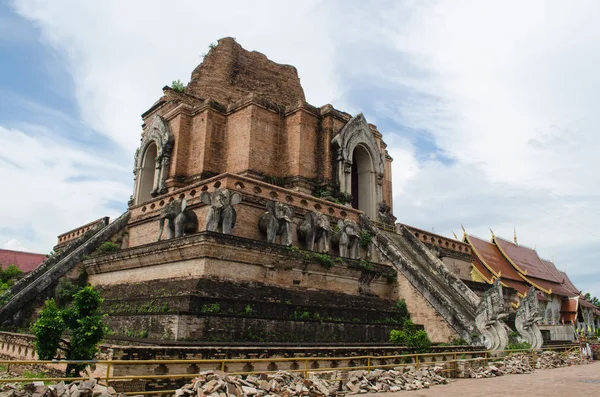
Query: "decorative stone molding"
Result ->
[[332, 113, 384, 219], [133, 115, 174, 204]]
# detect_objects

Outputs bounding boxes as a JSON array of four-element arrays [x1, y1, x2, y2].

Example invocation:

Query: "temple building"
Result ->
[[1, 37, 596, 350], [0, 249, 45, 274], [405, 223, 599, 342]]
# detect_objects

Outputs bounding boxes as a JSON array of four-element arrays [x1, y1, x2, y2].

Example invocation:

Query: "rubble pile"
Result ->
[[535, 351, 589, 369], [0, 379, 122, 397], [465, 355, 533, 378], [174, 367, 448, 397], [175, 370, 339, 397], [344, 367, 447, 393]]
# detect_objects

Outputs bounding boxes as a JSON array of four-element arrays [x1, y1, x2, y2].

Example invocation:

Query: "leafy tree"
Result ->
[[584, 292, 600, 307], [0, 265, 24, 295], [31, 286, 107, 376]]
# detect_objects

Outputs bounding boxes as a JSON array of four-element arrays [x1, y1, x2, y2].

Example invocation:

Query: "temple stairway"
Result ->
[[0, 211, 130, 325], [360, 216, 481, 342]]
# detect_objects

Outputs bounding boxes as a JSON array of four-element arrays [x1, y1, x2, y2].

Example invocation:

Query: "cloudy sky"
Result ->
[[1, 1, 599, 296]]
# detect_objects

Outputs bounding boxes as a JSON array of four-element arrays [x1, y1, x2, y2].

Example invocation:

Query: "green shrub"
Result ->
[[394, 299, 409, 319], [55, 278, 84, 307], [508, 341, 532, 351], [96, 242, 120, 255], [390, 328, 432, 353]]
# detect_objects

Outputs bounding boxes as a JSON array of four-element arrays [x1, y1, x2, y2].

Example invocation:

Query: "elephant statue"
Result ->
[[157, 198, 198, 241], [297, 211, 331, 252], [258, 200, 295, 246], [332, 218, 361, 259], [200, 188, 242, 234]]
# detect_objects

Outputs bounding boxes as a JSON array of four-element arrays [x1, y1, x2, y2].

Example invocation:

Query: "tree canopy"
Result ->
[[31, 286, 106, 375]]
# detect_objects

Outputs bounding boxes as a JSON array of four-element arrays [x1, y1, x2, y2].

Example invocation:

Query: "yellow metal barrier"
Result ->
[[0, 344, 580, 396]]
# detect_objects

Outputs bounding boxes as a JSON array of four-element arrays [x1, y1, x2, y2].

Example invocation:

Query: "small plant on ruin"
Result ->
[[394, 299, 409, 320], [360, 231, 373, 247], [31, 286, 107, 377], [208, 42, 217, 50], [243, 304, 253, 315], [172, 79, 185, 93], [314, 253, 335, 269], [201, 303, 221, 313], [312, 185, 329, 199], [358, 259, 373, 271], [96, 241, 120, 255], [385, 271, 398, 284]]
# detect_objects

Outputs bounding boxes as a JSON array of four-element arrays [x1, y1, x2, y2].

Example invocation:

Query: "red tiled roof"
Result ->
[[468, 235, 524, 282], [495, 237, 563, 283], [579, 297, 598, 309], [0, 249, 45, 273], [500, 277, 531, 296], [558, 271, 581, 295]]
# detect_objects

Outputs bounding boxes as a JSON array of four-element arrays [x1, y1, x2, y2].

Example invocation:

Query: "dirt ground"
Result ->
[[361, 361, 600, 396]]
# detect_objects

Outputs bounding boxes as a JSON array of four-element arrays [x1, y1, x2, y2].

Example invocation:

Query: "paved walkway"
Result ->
[[362, 361, 600, 396]]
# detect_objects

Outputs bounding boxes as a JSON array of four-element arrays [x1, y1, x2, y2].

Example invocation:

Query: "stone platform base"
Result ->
[[86, 232, 405, 343]]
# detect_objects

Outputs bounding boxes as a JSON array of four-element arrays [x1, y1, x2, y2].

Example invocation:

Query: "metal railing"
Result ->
[[0, 344, 581, 396]]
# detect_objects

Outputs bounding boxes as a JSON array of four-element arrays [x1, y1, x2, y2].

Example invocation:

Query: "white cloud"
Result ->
[[0, 126, 130, 253], [3, 239, 27, 252], [13, 0, 337, 152]]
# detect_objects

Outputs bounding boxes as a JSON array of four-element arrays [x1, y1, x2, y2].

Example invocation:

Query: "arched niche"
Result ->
[[137, 143, 158, 204], [332, 113, 384, 220], [132, 115, 174, 205], [351, 145, 376, 218]]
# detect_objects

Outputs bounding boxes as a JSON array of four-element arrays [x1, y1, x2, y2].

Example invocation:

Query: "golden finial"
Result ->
[[513, 226, 518, 245], [452, 231, 459, 240], [489, 227, 495, 240]]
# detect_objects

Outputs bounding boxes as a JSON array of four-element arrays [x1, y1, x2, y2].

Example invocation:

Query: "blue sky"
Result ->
[[1, 0, 599, 298]]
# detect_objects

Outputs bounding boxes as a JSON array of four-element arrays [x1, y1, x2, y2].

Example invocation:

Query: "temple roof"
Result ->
[[494, 237, 563, 283], [0, 249, 45, 273], [559, 270, 581, 295], [467, 234, 524, 282]]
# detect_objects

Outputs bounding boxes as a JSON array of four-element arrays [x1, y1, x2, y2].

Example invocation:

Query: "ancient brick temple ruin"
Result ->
[[1, 38, 597, 349]]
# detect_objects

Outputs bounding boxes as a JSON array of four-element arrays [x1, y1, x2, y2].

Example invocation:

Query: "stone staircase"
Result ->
[[360, 215, 481, 342], [0, 211, 130, 325]]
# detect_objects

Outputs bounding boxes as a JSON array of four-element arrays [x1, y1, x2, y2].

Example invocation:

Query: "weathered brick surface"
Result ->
[[186, 37, 305, 107]]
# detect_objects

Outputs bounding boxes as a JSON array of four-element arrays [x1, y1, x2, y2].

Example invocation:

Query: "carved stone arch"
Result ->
[[133, 115, 174, 205], [332, 113, 384, 219]]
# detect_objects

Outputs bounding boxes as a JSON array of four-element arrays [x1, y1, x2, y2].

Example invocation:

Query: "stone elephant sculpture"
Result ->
[[297, 211, 331, 252], [157, 198, 198, 241], [331, 219, 361, 259], [201, 188, 242, 234], [258, 200, 295, 246]]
